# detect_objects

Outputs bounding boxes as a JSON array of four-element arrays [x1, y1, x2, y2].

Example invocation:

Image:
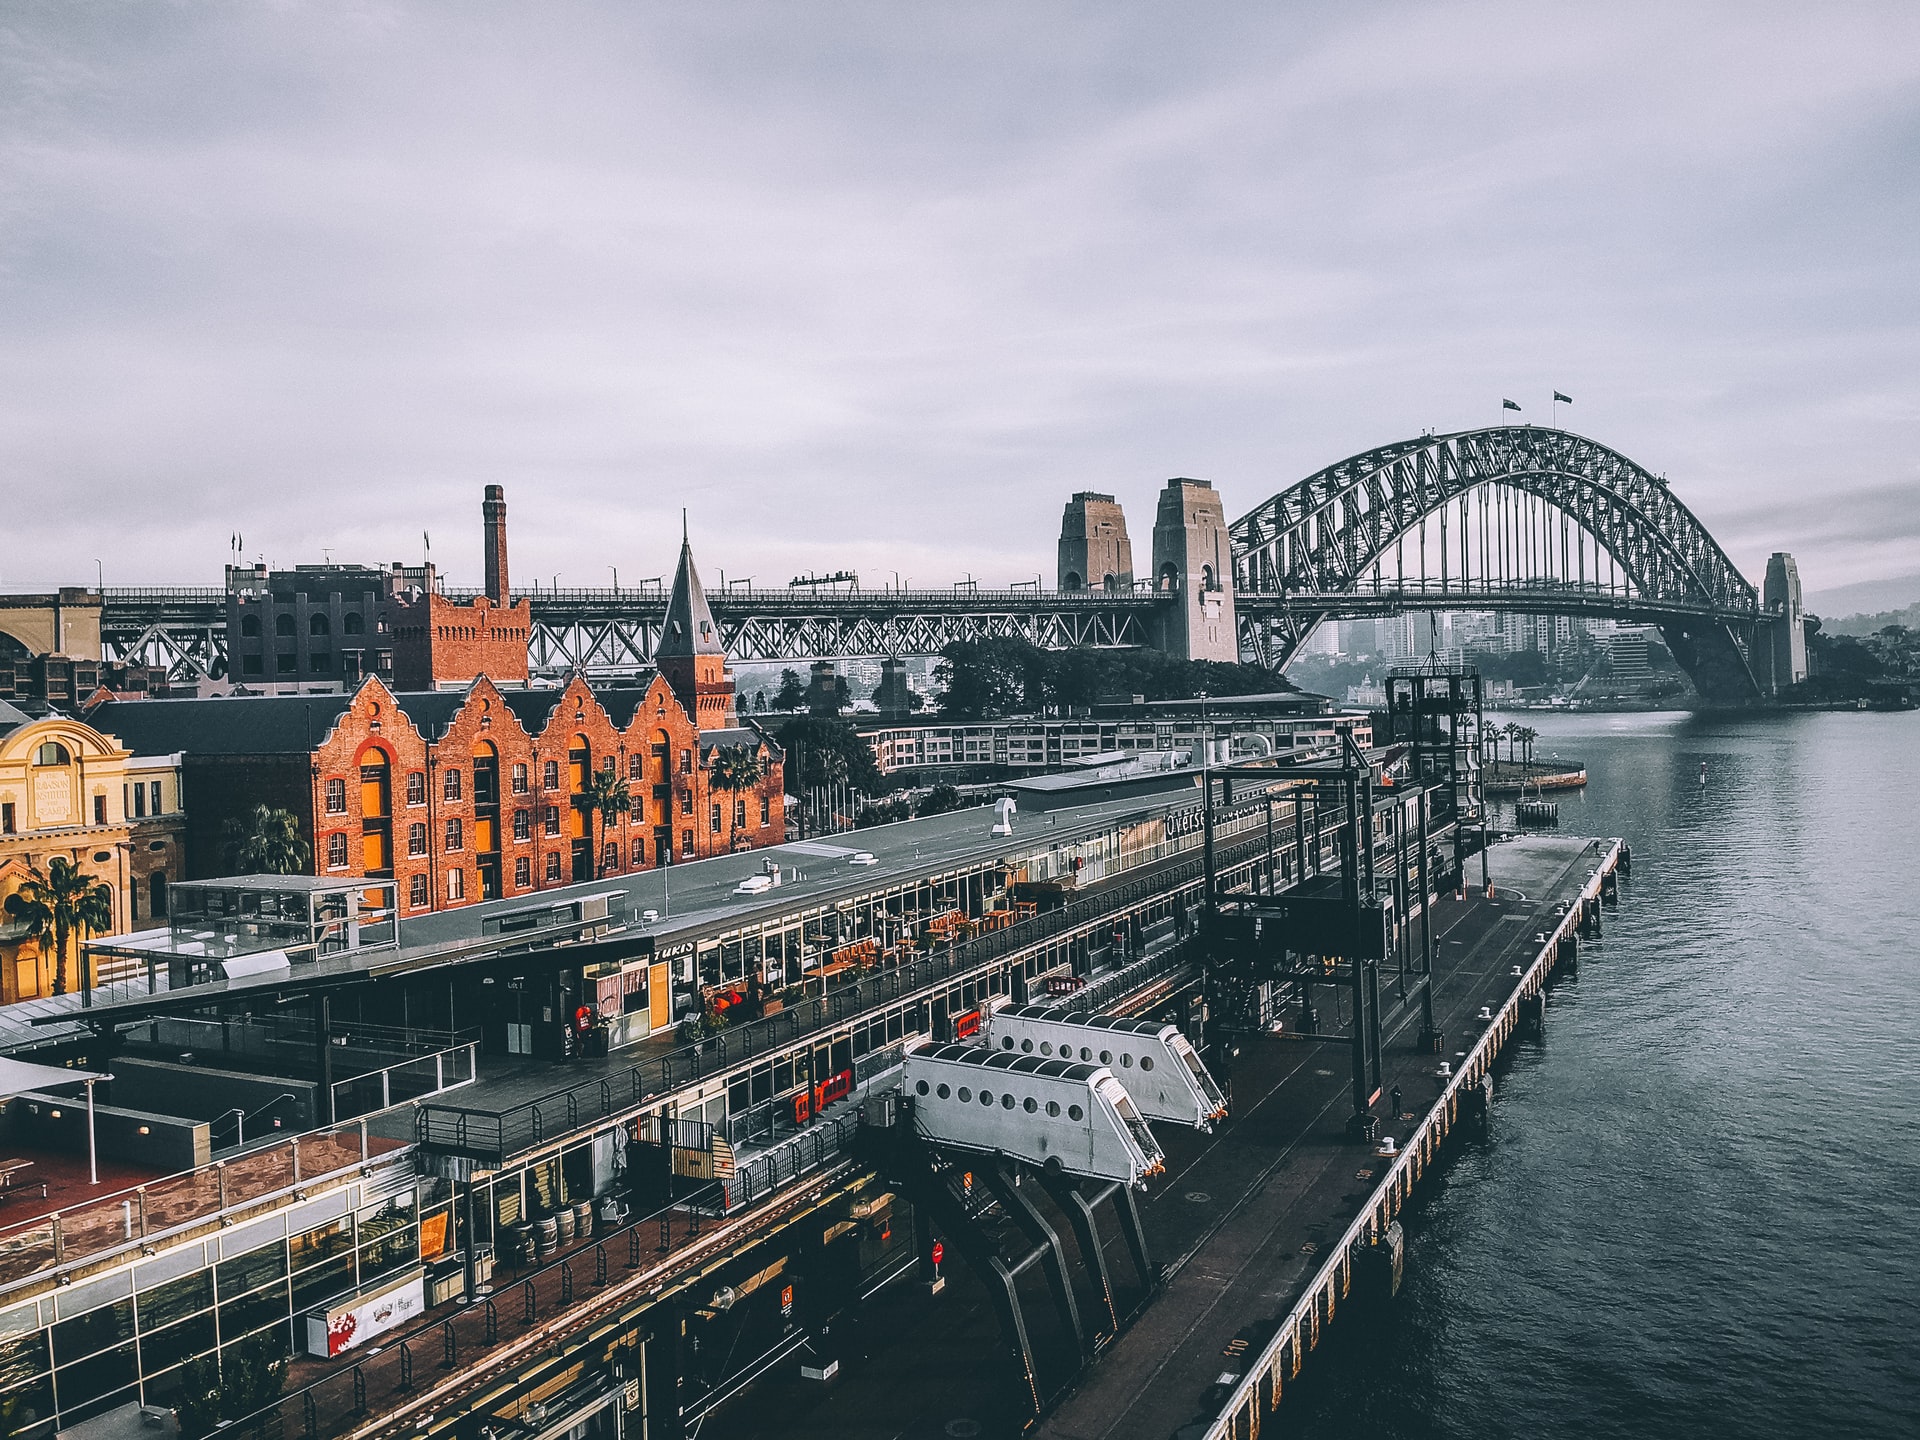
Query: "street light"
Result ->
[[86, 1076, 114, 1185]]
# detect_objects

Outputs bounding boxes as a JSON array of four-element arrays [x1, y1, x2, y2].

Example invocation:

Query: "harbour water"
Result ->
[[1285, 709, 1920, 1439]]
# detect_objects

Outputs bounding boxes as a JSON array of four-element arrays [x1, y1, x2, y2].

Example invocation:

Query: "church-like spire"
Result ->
[[656, 527, 736, 728], [658, 533, 724, 658]]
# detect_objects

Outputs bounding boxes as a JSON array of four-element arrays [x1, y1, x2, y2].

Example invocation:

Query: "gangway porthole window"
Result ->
[[938, 1084, 951, 1099], [1069, 1105, 1083, 1120], [1046, 1101, 1060, 1116]]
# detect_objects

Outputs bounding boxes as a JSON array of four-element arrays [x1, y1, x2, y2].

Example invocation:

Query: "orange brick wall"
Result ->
[[304, 675, 784, 917], [387, 592, 532, 691]]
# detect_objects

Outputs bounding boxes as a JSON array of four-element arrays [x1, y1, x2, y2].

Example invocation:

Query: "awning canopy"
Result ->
[[0, 1055, 107, 1101]]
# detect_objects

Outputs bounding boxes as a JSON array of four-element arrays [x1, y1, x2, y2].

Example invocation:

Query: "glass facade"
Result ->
[[0, 1178, 435, 1437]]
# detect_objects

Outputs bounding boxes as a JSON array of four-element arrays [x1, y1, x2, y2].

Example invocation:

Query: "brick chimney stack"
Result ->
[[483, 484, 510, 604]]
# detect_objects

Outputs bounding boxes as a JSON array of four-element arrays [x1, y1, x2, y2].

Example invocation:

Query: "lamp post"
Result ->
[[85, 1076, 113, 1184]]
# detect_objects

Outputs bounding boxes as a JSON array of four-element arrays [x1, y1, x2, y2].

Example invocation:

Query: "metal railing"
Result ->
[[0, 1110, 413, 1300], [331, 1041, 479, 1122]]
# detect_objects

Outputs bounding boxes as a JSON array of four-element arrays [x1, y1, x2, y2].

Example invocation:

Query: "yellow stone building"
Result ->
[[0, 700, 184, 1004]]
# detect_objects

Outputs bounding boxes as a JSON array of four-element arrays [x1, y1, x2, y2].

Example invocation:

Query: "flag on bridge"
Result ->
[[1502, 398, 1522, 412], [1554, 391, 1572, 404]]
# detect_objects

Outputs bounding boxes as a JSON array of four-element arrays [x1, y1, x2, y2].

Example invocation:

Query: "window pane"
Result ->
[[138, 1312, 217, 1373], [216, 1245, 286, 1299], [137, 1271, 213, 1330], [218, 1282, 289, 1340], [52, 1343, 138, 1408], [289, 1219, 351, 1271], [51, 1301, 133, 1367]]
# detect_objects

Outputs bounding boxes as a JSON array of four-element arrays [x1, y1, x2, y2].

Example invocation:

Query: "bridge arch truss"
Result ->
[[1229, 427, 1762, 695]]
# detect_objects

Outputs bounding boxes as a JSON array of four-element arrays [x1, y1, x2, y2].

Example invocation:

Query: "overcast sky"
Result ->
[[3, 2, 1917, 610]]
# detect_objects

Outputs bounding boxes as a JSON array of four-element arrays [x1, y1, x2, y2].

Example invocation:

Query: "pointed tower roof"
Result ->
[[658, 532, 725, 657]]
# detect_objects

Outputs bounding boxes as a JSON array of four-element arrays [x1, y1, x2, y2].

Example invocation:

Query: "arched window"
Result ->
[[309, 614, 331, 636], [275, 613, 295, 636], [1200, 564, 1216, 592], [241, 614, 261, 637], [33, 741, 70, 767], [1062, 571, 1083, 591], [1159, 562, 1179, 592], [343, 613, 364, 635]]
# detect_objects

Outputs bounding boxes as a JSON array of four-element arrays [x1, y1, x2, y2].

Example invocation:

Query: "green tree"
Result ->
[[934, 637, 1047, 719], [173, 1334, 287, 1440], [4, 857, 114, 997], [223, 804, 311, 875], [708, 743, 769, 847], [579, 765, 631, 879], [1518, 726, 1538, 766], [772, 668, 807, 712], [774, 716, 882, 795], [917, 783, 964, 817]]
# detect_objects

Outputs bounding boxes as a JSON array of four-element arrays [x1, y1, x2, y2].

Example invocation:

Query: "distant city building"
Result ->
[[861, 694, 1368, 778], [1608, 630, 1652, 681], [0, 700, 184, 1003]]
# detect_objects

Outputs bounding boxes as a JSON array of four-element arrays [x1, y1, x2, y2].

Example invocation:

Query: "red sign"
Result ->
[[952, 1008, 982, 1040], [930, 1241, 945, 1268]]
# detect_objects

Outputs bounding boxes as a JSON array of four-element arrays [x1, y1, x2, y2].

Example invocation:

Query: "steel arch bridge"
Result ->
[[1230, 426, 1767, 702], [89, 426, 1777, 702]]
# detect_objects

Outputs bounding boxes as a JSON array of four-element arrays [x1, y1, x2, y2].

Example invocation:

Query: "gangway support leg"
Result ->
[[1038, 1172, 1119, 1337], [855, 1125, 1047, 1413], [988, 1161, 1086, 1363]]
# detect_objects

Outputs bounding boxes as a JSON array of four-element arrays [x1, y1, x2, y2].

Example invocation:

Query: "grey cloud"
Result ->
[[2, 1, 1917, 602]]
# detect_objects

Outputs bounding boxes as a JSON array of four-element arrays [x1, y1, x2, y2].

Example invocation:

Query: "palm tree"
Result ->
[[709, 744, 769, 849], [1519, 726, 1539, 766], [580, 767, 632, 879], [4, 857, 115, 996], [1502, 721, 1523, 767], [223, 805, 311, 875]]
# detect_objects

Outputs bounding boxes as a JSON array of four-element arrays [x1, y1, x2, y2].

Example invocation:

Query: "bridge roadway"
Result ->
[[709, 833, 1615, 1440]]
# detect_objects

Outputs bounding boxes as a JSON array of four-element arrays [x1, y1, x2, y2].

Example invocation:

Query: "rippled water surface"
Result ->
[[1284, 709, 1920, 1440]]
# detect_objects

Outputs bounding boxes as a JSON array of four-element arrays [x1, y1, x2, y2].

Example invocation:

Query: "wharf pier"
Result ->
[[1043, 833, 1624, 1440], [716, 832, 1624, 1440]]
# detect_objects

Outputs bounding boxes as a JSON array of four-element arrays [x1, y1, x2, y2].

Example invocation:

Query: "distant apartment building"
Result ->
[[861, 695, 1370, 779]]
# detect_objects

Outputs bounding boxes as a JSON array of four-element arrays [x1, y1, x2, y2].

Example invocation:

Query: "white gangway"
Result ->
[[982, 1003, 1228, 1131]]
